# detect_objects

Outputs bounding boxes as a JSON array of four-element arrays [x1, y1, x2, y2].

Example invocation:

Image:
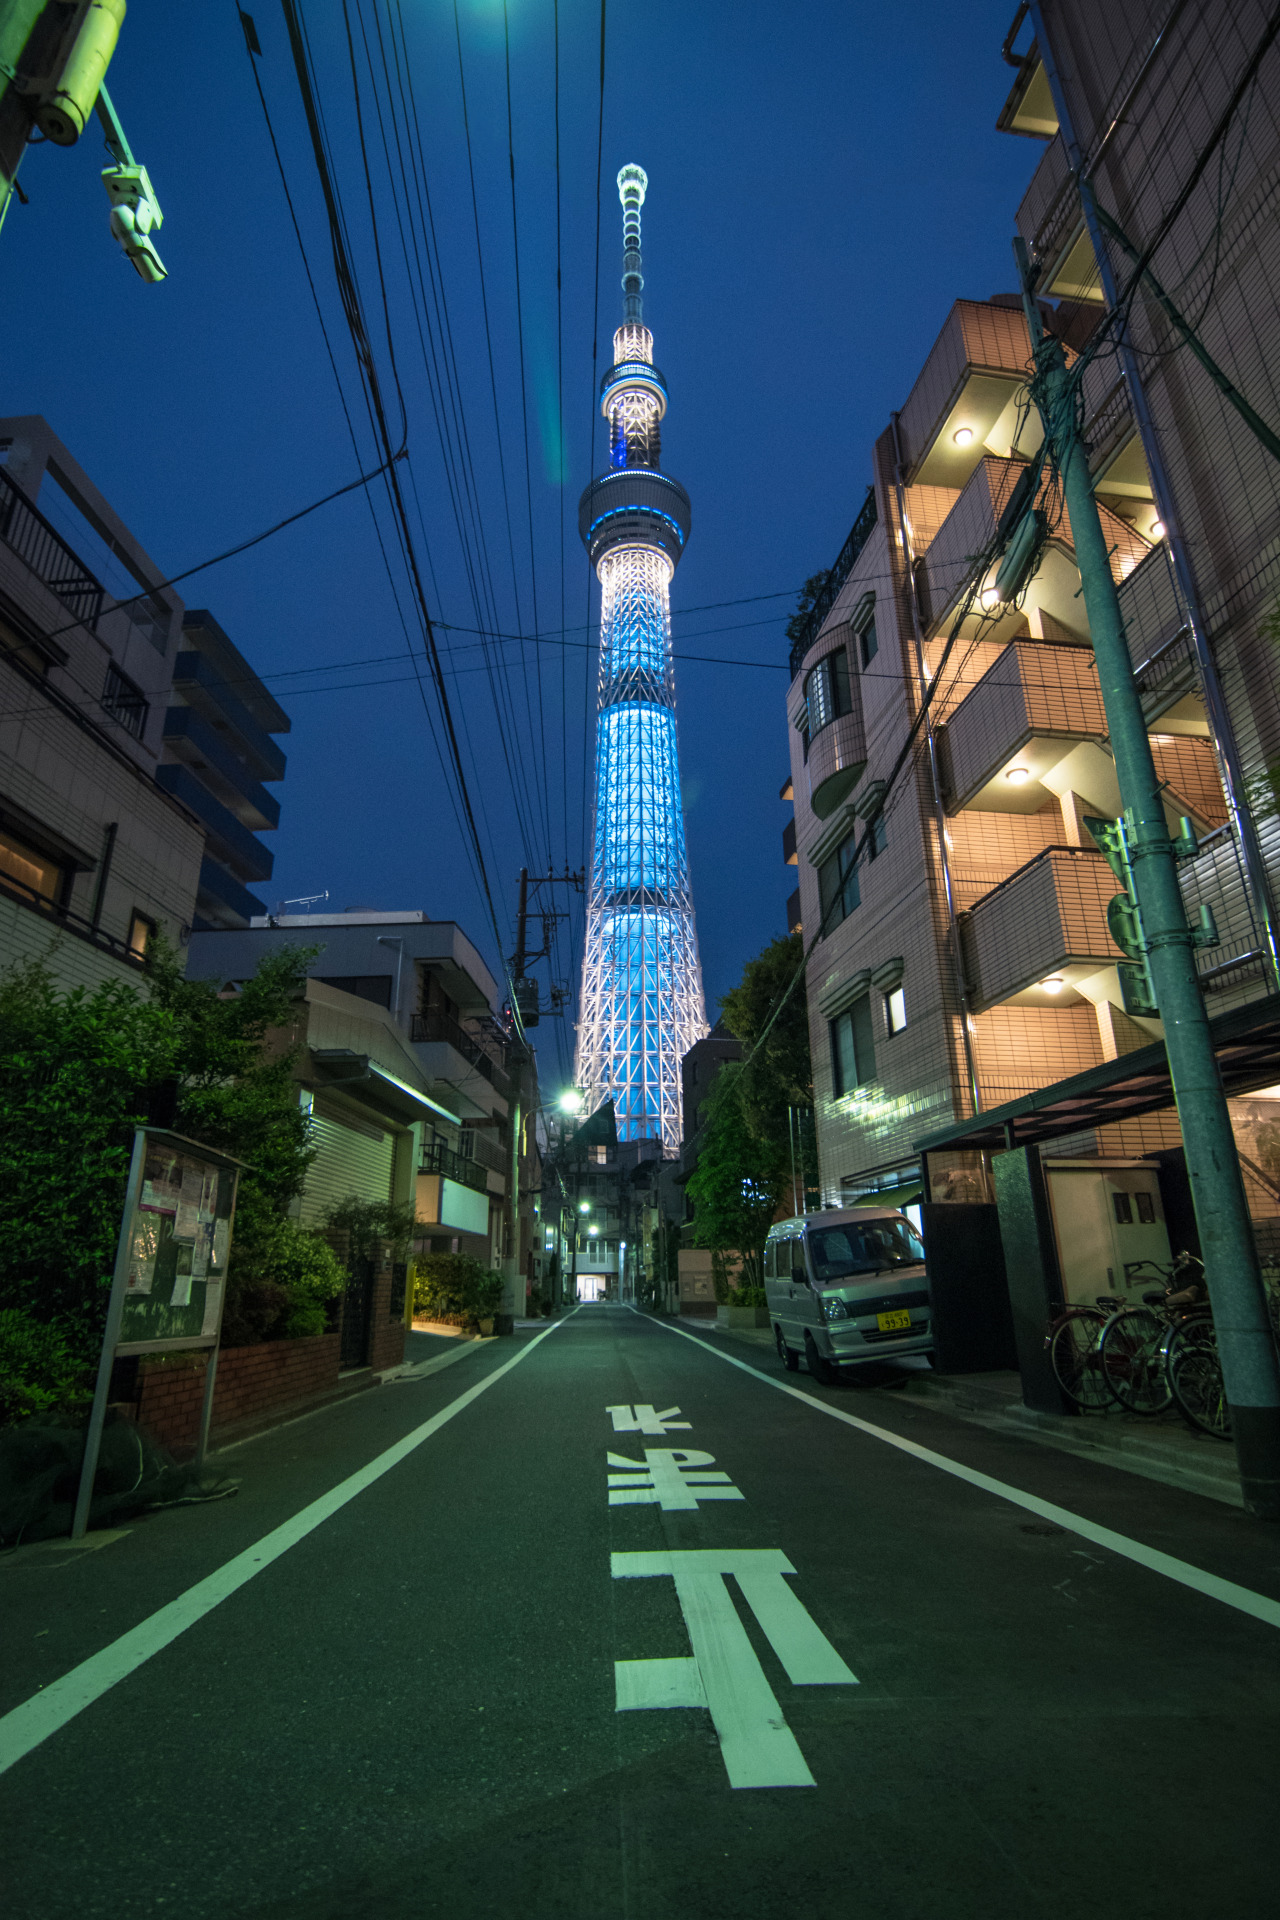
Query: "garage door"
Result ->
[[301, 1099, 396, 1226]]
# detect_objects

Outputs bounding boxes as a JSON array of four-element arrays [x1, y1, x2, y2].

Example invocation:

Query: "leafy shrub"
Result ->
[[728, 1284, 767, 1308], [0, 1309, 94, 1426], [220, 1218, 347, 1345], [414, 1254, 504, 1325]]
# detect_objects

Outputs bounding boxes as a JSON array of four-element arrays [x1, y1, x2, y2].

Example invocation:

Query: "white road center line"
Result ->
[[613, 1548, 857, 1789], [0, 1317, 574, 1778], [607, 1447, 744, 1509], [644, 1313, 1280, 1631]]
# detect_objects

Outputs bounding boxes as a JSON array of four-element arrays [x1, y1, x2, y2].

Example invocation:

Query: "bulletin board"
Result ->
[[116, 1136, 239, 1353]]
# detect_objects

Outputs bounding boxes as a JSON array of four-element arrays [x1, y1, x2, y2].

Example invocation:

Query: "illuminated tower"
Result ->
[[575, 164, 708, 1151]]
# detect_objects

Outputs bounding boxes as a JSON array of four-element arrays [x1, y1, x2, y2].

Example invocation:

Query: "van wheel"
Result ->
[[805, 1331, 839, 1385], [775, 1324, 800, 1372]]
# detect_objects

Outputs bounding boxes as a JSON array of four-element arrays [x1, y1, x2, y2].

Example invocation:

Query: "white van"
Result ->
[[764, 1208, 932, 1381]]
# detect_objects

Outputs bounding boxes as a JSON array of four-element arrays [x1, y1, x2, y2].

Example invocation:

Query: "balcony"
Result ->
[[462, 1128, 510, 1177], [421, 1137, 488, 1194], [163, 705, 281, 830], [922, 455, 1150, 642], [942, 639, 1105, 811], [893, 302, 1036, 491], [961, 847, 1120, 1010], [1015, 134, 1102, 302], [787, 885, 802, 936], [410, 1009, 511, 1099], [171, 652, 288, 783], [155, 763, 274, 882], [0, 466, 103, 630], [782, 815, 797, 865], [787, 489, 877, 679]]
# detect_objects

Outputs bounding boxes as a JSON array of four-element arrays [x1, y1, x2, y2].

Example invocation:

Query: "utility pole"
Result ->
[[1016, 241, 1280, 1519], [1, 1, 165, 275]]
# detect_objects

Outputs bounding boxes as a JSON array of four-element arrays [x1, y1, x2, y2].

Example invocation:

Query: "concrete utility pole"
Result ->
[[1016, 244, 1280, 1518]]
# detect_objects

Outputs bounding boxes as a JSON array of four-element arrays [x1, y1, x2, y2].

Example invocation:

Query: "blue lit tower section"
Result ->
[[576, 164, 708, 1150]]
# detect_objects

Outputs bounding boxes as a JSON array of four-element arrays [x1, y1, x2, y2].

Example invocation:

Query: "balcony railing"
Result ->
[[962, 846, 1117, 1009], [788, 488, 877, 679], [0, 467, 104, 630], [420, 1138, 488, 1193], [410, 1010, 510, 1096]]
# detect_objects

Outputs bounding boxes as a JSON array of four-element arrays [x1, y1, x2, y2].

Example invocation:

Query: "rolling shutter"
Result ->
[[301, 1099, 395, 1226]]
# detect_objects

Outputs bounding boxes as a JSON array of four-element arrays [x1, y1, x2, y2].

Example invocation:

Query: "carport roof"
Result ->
[[914, 991, 1280, 1157]]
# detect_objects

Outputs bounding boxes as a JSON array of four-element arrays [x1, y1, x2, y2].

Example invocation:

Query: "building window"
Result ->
[[589, 1144, 607, 1165], [867, 812, 887, 858], [859, 621, 878, 668], [0, 823, 65, 904], [831, 995, 876, 1095], [886, 985, 907, 1035], [127, 911, 156, 959], [803, 646, 853, 737], [101, 663, 149, 739], [818, 831, 860, 931]]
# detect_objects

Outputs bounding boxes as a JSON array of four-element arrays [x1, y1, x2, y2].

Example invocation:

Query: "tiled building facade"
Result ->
[[789, 1, 1280, 1235]]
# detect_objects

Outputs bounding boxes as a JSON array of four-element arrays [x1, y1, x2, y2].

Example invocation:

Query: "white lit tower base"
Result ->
[[576, 164, 708, 1151]]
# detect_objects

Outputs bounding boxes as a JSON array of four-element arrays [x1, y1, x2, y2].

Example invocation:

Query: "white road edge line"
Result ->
[[642, 1311, 1280, 1631], [0, 1314, 577, 1777]]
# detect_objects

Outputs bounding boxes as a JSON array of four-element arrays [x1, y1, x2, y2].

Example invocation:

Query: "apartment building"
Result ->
[[788, 1, 1280, 1291], [186, 911, 542, 1313], [0, 416, 204, 988], [160, 609, 290, 930]]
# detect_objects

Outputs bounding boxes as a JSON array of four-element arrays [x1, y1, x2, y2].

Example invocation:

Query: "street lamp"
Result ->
[[559, 1087, 585, 1116]]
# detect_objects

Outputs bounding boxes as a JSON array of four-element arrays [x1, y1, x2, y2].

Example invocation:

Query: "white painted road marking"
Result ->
[[645, 1313, 1280, 1633], [607, 1448, 744, 1510], [608, 1403, 691, 1434], [0, 1316, 575, 1778], [613, 1548, 858, 1789]]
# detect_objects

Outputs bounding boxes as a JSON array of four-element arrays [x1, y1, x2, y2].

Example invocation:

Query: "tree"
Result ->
[[785, 571, 831, 652], [686, 1064, 782, 1294], [0, 941, 345, 1412], [718, 932, 817, 1207]]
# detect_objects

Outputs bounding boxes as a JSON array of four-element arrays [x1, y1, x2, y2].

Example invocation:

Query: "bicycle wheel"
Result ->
[[1048, 1310, 1109, 1410], [1098, 1308, 1172, 1414], [1167, 1317, 1232, 1440]]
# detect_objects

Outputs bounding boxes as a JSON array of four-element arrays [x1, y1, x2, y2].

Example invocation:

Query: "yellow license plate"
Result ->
[[876, 1309, 912, 1332]]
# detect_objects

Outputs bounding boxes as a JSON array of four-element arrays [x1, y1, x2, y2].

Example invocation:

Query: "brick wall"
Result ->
[[129, 1335, 344, 1456]]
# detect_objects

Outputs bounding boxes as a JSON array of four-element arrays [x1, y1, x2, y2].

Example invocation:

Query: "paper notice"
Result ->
[[211, 1219, 231, 1271], [199, 1170, 219, 1223], [140, 1181, 177, 1214], [192, 1220, 212, 1280], [201, 1276, 224, 1338], [175, 1200, 200, 1240]]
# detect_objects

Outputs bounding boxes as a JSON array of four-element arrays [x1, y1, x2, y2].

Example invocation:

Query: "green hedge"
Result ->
[[413, 1254, 504, 1324]]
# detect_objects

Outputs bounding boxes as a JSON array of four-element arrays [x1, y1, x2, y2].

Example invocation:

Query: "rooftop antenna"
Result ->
[[275, 891, 329, 914]]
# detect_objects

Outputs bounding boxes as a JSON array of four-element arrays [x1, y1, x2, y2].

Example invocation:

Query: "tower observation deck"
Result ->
[[575, 164, 708, 1152]]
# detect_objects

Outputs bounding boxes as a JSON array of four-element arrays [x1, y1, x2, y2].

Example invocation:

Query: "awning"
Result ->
[[309, 1050, 456, 1126], [914, 992, 1280, 1157]]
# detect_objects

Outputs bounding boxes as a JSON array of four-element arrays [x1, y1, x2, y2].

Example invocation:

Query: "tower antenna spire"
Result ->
[[617, 163, 647, 323]]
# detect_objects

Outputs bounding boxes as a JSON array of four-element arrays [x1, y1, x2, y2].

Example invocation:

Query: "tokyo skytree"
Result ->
[[575, 164, 708, 1151]]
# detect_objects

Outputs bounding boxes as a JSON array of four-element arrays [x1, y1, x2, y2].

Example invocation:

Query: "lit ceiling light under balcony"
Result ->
[[1151, 520, 1166, 539], [1005, 766, 1031, 785], [953, 427, 974, 447], [1041, 977, 1064, 994], [979, 587, 1001, 611]]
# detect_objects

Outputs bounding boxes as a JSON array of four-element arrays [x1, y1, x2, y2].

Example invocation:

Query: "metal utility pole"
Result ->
[[1016, 243, 1280, 1518]]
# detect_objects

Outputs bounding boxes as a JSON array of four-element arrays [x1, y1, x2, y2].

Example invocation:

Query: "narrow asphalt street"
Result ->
[[4, 1305, 1280, 1919]]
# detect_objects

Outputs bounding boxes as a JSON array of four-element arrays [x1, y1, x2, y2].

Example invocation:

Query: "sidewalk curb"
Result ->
[[675, 1315, 1243, 1509]]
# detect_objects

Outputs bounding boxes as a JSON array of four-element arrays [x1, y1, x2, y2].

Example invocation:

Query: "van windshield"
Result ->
[[809, 1219, 925, 1281]]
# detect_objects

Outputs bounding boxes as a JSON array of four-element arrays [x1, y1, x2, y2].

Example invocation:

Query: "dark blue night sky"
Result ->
[[1, 0, 1037, 1092]]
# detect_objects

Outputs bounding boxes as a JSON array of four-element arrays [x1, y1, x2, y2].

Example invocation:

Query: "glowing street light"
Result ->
[[559, 1087, 586, 1116]]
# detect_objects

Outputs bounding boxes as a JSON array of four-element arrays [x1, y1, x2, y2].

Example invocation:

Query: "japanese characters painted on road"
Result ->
[[608, 1449, 744, 1510], [613, 1549, 858, 1789], [607, 1403, 691, 1434]]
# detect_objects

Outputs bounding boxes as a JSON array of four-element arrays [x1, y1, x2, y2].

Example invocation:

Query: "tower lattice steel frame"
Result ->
[[575, 164, 707, 1150]]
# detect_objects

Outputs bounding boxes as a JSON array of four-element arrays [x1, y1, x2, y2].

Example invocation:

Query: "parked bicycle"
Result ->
[[1095, 1253, 1228, 1436]]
